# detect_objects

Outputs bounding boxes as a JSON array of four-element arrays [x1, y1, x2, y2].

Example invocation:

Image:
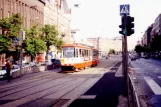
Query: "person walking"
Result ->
[[5, 59, 12, 82]]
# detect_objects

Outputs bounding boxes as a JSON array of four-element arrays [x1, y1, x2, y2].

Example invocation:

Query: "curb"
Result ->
[[115, 63, 124, 77]]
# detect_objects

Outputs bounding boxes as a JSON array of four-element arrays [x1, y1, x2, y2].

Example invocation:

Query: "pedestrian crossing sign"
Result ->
[[120, 4, 130, 15]]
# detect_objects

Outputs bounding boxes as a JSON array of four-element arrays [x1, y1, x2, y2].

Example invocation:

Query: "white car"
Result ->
[[12, 64, 20, 69], [0, 66, 7, 78]]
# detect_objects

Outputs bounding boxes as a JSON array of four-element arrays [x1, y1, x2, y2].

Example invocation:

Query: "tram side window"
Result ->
[[93, 50, 98, 56], [89, 50, 91, 56], [75, 49, 78, 57], [79, 49, 82, 57], [82, 49, 85, 57], [85, 50, 87, 57]]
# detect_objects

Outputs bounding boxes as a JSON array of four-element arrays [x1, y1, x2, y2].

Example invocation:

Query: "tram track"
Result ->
[[17, 68, 102, 107], [18, 61, 121, 107], [0, 73, 70, 96], [0, 59, 121, 107]]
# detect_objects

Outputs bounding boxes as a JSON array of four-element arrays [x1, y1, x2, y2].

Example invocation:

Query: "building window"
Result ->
[[8, 11, 10, 17], [0, 9, 2, 19]]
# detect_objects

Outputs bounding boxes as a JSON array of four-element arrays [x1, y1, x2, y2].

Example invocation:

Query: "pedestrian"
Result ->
[[5, 59, 12, 82]]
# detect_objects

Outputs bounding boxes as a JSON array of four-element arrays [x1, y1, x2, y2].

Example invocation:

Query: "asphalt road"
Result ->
[[0, 56, 121, 107], [130, 58, 161, 107]]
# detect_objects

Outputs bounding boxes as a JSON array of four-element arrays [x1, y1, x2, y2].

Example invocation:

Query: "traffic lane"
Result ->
[[68, 62, 122, 107], [130, 59, 161, 77], [130, 59, 161, 107], [0, 58, 120, 107]]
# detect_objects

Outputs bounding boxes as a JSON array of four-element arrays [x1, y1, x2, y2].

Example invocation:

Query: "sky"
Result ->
[[66, 0, 161, 47]]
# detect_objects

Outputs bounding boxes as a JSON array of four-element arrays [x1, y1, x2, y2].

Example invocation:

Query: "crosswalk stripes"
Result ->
[[144, 76, 161, 95], [158, 76, 161, 79]]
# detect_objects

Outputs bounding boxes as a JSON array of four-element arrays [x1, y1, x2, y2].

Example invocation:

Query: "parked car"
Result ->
[[129, 54, 137, 61], [0, 66, 7, 78], [53, 59, 61, 68], [144, 55, 149, 59]]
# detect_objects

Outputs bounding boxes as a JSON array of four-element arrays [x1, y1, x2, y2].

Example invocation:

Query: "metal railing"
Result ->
[[128, 74, 141, 107]]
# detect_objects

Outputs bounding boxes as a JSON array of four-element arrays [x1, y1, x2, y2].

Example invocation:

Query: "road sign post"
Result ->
[[120, 4, 130, 97]]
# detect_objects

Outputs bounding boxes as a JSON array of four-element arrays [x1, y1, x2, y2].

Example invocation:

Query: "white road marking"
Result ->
[[79, 95, 96, 99], [158, 76, 161, 79], [144, 76, 161, 95]]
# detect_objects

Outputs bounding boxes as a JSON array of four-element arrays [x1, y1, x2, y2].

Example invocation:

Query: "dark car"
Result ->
[[53, 59, 61, 68], [144, 55, 149, 59], [129, 54, 136, 61]]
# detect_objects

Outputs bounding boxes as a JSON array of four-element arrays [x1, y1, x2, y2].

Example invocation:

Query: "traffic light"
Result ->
[[126, 16, 134, 36], [119, 16, 126, 35], [22, 42, 27, 48]]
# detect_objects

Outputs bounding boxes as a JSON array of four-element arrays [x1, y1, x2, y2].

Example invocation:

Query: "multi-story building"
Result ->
[[44, 0, 71, 43], [142, 32, 147, 45], [146, 24, 153, 43], [152, 14, 161, 36], [44, 0, 71, 60], [0, 0, 45, 29], [0, 0, 45, 65]]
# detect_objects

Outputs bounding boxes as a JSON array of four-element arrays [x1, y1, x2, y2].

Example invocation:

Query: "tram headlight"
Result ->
[[61, 59, 64, 63]]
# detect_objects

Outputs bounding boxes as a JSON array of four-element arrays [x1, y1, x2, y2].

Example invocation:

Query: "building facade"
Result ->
[[0, 0, 45, 65], [44, 0, 71, 43], [86, 37, 122, 56], [152, 14, 161, 36], [0, 0, 45, 29], [44, 0, 71, 60]]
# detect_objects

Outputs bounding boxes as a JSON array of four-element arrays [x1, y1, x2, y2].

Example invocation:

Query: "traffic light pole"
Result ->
[[123, 15, 128, 97]]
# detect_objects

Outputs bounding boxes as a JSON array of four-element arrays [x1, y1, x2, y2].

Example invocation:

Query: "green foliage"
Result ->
[[0, 14, 22, 54], [55, 38, 64, 51], [0, 17, 10, 30], [108, 49, 116, 54], [0, 34, 12, 53], [150, 35, 161, 52], [24, 26, 47, 59], [8, 14, 22, 38], [134, 44, 144, 53], [26, 25, 39, 38], [0, 14, 22, 37], [41, 24, 60, 51]]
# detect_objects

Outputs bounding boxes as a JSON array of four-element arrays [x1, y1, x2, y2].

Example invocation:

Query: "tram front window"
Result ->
[[63, 47, 75, 58]]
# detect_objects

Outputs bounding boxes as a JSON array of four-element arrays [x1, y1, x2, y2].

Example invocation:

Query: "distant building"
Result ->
[[146, 24, 153, 43], [152, 14, 161, 36], [86, 37, 122, 56]]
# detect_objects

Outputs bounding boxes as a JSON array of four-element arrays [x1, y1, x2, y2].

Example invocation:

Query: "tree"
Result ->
[[55, 38, 64, 51], [150, 35, 161, 52], [0, 34, 12, 53], [25, 25, 47, 61], [8, 14, 22, 38], [134, 44, 143, 53], [108, 49, 116, 54], [0, 14, 22, 38], [0, 14, 22, 56], [41, 25, 58, 52]]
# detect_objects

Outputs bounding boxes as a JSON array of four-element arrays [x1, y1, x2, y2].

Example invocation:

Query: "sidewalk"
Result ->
[[0, 68, 60, 86], [68, 62, 125, 107]]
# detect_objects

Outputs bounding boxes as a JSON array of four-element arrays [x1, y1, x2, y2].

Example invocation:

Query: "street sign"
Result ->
[[13, 37, 18, 43], [120, 4, 130, 15]]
